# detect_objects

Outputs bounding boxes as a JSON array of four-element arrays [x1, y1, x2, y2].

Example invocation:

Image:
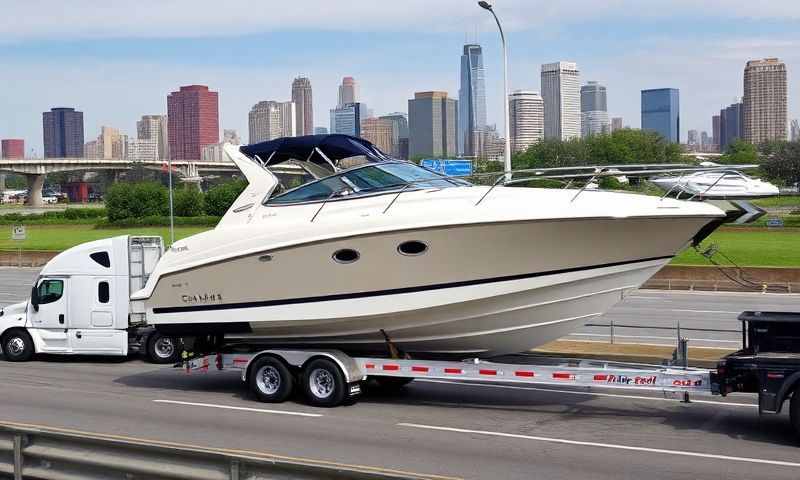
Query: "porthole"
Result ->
[[332, 248, 360, 264], [398, 240, 428, 256]]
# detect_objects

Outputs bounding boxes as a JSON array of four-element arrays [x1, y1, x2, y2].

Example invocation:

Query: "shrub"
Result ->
[[204, 180, 247, 216], [173, 188, 205, 217], [106, 182, 168, 222]]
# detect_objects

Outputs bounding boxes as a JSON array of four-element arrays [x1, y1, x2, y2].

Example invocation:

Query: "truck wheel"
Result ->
[[2, 330, 34, 362], [249, 356, 293, 403], [302, 358, 346, 407], [790, 388, 800, 437], [146, 333, 181, 364]]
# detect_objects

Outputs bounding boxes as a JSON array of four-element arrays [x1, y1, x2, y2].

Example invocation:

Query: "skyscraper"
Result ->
[[338, 77, 358, 107], [361, 117, 395, 153], [42, 107, 84, 158], [330, 102, 367, 137], [611, 117, 623, 132], [719, 102, 743, 152], [458, 44, 487, 156], [379, 113, 409, 158], [541, 62, 580, 140], [641, 88, 679, 143], [580, 81, 609, 137], [712, 115, 721, 149], [1, 139, 24, 159], [167, 85, 219, 160], [137, 115, 169, 160], [249, 100, 295, 143], [508, 90, 544, 153], [124, 138, 158, 162], [791, 119, 800, 142], [700, 131, 710, 151], [314, 127, 329, 135], [97, 126, 123, 159], [292, 77, 314, 136], [408, 91, 457, 158], [743, 58, 787, 143], [687, 129, 699, 148]]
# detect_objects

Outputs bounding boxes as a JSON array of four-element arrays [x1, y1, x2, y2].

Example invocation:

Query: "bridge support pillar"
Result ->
[[25, 174, 45, 207], [182, 177, 203, 191], [0, 174, 6, 192]]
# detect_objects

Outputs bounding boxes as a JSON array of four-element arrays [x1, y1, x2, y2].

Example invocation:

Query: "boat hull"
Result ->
[[148, 216, 713, 357]]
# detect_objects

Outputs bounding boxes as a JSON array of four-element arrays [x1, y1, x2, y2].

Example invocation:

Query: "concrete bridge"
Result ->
[[0, 158, 239, 206]]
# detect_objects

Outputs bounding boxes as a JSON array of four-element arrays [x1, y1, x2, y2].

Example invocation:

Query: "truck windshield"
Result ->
[[266, 162, 470, 205]]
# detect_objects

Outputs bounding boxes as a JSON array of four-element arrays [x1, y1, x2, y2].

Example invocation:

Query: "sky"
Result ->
[[1, 0, 799, 156]]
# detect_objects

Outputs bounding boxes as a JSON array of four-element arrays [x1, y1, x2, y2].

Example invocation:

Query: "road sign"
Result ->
[[11, 225, 26, 241], [420, 159, 473, 176], [766, 218, 784, 228]]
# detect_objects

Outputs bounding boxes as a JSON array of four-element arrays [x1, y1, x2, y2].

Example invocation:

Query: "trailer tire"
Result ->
[[302, 358, 346, 407], [146, 333, 181, 364], [790, 388, 800, 437], [2, 330, 34, 362], [249, 356, 294, 403]]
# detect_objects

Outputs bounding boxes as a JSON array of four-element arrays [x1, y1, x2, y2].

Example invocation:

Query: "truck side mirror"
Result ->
[[30, 285, 39, 312]]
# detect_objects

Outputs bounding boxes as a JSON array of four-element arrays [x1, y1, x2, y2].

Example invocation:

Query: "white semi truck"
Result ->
[[0, 235, 181, 364]]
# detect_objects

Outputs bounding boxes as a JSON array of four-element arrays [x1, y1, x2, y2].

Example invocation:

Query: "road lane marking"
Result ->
[[416, 379, 757, 407], [398, 423, 800, 469], [0, 420, 461, 480], [153, 399, 323, 417]]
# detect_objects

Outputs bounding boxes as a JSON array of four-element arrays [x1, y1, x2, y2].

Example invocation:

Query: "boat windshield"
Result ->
[[266, 162, 470, 205]]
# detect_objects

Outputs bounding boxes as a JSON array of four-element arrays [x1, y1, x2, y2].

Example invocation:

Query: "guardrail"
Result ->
[[582, 321, 740, 346], [642, 278, 800, 293], [0, 422, 436, 480]]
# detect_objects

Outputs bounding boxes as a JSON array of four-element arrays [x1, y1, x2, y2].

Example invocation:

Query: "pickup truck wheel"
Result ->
[[790, 388, 800, 437], [2, 330, 34, 362], [302, 358, 346, 407], [249, 356, 293, 403], [146, 333, 181, 364]]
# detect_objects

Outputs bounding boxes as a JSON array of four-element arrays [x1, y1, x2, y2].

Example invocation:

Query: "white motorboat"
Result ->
[[650, 170, 779, 199], [132, 135, 725, 358]]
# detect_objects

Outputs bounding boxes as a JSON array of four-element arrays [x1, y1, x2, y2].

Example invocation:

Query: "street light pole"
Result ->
[[478, 1, 511, 179]]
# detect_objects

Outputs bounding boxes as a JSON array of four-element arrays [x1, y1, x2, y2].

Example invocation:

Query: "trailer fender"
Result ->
[[771, 371, 800, 415], [242, 350, 364, 384]]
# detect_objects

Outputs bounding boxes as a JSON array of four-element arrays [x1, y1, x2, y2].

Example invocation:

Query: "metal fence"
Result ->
[[643, 278, 800, 293], [582, 321, 740, 346], [0, 422, 435, 480]]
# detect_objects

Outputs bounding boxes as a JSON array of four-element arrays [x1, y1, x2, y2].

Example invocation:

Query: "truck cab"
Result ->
[[0, 235, 174, 362]]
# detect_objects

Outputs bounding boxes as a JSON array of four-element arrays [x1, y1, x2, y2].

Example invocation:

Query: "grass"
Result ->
[[752, 196, 800, 209], [0, 225, 210, 251], [672, 228, 800, 267]]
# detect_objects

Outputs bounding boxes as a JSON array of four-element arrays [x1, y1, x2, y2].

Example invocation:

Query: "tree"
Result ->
[[105, 181, 168, 222], [719, 139, 759, 164], [204, 179, 248, 216], [761, 140, 800, 187]]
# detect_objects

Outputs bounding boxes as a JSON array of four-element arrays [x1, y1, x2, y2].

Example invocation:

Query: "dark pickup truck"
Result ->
[[714, 311, 800, 435]]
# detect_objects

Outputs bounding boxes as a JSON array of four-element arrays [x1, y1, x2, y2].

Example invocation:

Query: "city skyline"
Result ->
[[1, 1, 799, 154]]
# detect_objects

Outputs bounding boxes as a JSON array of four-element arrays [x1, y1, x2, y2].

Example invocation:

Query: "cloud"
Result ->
[[2, 0, 800, 41]]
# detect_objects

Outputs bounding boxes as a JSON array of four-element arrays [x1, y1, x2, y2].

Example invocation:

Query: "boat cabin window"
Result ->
[[266, 162, 467, 205], [37, 279, 64, 305]]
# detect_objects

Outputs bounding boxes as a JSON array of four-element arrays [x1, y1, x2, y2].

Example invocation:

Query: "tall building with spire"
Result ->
[[580, 81, 609, 137], [167, 85, 219, 160], [541, 62, 580, 140], [508, 90, 543, 153], [338, 77, 358, 107], [292, 77, 313, 136], [743, 58, 787, 143], [458, 44, 487, 156]]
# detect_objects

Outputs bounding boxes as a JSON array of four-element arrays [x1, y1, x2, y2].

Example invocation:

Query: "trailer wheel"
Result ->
[[302, 358, 346, 407], [146, 333, 181, 364], [249, 356, 293, 403], [2, 330, 34, 362], [790, 387, 800, 437]]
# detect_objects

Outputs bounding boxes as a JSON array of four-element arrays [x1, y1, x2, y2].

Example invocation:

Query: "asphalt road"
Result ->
[[1, 266, 800, 478]]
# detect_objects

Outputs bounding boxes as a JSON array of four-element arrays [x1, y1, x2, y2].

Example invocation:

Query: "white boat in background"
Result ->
[[650, 170, 780, 199], [131, 135, 725, 358]]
